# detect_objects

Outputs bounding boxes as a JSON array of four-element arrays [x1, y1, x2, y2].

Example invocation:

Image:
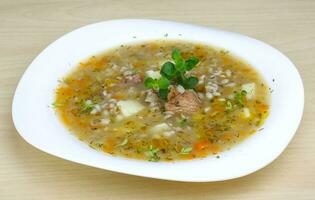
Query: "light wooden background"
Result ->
[[0, 0, 314, 199]]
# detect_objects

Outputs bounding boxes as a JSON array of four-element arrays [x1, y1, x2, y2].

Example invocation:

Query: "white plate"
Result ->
[[12, 19, 304, 182]]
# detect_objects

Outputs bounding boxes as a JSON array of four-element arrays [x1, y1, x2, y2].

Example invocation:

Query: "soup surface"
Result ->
[[54, 40, 270, 162]]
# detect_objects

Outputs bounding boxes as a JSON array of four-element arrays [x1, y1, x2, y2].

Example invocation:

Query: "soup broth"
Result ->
[[54, 40, 270, 162]]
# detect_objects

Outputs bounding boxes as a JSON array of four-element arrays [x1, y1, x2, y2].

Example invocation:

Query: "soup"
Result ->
[[54, 40, 270, 162]]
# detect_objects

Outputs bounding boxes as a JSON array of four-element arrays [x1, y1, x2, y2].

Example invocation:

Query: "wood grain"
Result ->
[[0, 0, 314, 199]]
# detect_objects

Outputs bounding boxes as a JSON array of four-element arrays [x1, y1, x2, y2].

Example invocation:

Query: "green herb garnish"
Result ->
[[168, 49, 199, 89], [52, 101, 63, 109], [117, 137, 128, 147], [184, 76, 199, 89], [144, 77, 170, 100], [158, 88, 169, 100], [225, 100, 233, 111], [179, 118, 188, 127], [225, 90, 248, 111], [136, 146, 146, 153], [180, 146, 193, 154], [235, 90, 247, 107], [80, 100, 94, 113], [144, 49, 200, 100], [148, 145, 160, 162], [160, 61, 176, 79]]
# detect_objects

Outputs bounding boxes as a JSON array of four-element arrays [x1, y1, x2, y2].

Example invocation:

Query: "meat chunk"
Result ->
[[165, 86, 201, 114]]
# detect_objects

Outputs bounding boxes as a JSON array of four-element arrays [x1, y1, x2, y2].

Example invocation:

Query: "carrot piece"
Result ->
[[112, 94, 124, 100], [56, 86, 74, 97], [209, 144, 220, 154], [95, 57, 108, 69], [239, 130, 256, 137], [133, 62, 144, 68], [256, 104, 269, 112], [193, 140, 210, 157], [102, 138, 115, 153], [180, 154, 195, 160], [194, 140, 210, 151], [60, 111, 71, 126], [193, 140, 221, 156]]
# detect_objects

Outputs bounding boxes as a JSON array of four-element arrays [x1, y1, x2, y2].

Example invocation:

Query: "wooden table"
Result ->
[[1, 0, 314, 199]]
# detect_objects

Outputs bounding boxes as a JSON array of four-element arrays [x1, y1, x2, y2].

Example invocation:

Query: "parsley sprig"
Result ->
[[144, 49, 200, 100]]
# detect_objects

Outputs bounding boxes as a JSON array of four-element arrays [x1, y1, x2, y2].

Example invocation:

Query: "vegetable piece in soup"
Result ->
[[54, 40, 270, 162]]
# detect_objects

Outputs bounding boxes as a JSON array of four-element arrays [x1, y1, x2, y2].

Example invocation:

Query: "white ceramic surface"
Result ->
[[12, 19, 304, 182]]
